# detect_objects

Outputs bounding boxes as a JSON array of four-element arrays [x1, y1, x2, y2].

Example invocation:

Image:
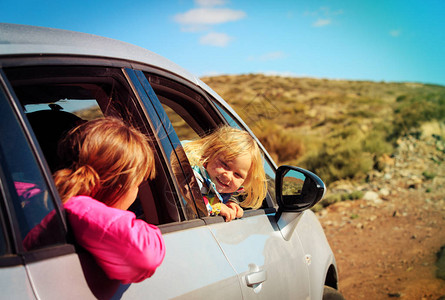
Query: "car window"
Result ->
[[0, 87, 66, 251], [3, 65, 184, 226], [145, 72, 277, 209], [146, 74, 220, 137], [212, 101, 277, 205], [161, 104, 199, 141]]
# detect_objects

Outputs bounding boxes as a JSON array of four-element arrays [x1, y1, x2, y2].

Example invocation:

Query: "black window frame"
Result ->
[[0, 69, 73, 265]]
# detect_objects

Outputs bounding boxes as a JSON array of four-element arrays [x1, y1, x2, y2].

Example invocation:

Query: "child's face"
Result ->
[[205, 152, 251, 194]]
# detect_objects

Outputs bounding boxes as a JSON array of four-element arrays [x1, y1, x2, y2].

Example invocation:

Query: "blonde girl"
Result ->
[[184, 125, 267, 221], [53, 117, 165, 284]]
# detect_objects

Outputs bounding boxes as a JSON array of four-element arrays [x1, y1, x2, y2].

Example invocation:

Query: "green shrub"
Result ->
[[363, 126, 394, 157], [315, 190, 364, 210], [302, 136, 374, 185], [392, 92, 445, 138], [423, 171, 436, 180], [311, 203, 324, 213], [346, 190, 364, 200], [319, 193, 342, 207]]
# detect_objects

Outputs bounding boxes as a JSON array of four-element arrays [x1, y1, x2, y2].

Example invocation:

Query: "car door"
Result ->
[[0, 77, 95, 299], [0, 83, 38, 299], [142, 71, 312, 299], [1, 62, 244, 299]]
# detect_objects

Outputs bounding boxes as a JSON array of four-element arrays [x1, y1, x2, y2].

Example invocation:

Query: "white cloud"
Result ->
[[305, 6, 342, 27], [195, 0, 227, 7], [313, 18, 331, 27], [200, 32, 232, 47], [248, 51, 287, 62], [174, 8, 246, 26], [174, 3, 245, 47], [390, 29, 401, 37]]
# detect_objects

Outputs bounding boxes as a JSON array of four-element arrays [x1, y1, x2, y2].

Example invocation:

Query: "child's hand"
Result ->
[[226, 202, 244, 219], [219, 203, 236, 222]]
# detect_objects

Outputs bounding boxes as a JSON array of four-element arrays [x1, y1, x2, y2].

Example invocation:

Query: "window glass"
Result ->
[[214, 104, 240, 129], [263, 159, 276, 203], [0, 87, 66, 251], [161, 104, 199, 141], [25, 99, 102, 120]]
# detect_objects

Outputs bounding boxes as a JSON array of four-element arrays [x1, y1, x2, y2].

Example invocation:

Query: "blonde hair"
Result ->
[[53, 117, 155, 206], [184, 126, 267, 209]]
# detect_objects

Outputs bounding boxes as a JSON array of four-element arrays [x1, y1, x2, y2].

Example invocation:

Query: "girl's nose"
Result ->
[[221, 172, 232, 183]]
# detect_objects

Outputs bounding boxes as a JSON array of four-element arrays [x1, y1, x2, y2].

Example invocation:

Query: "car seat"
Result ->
[[26, 107, 84, 172]]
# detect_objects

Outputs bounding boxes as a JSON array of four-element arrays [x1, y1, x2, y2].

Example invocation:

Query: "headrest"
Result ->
[[27, 109, 84, 172]]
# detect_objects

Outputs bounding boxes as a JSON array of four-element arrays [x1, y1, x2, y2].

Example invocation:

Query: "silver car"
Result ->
[[0, 23, 343, 299]]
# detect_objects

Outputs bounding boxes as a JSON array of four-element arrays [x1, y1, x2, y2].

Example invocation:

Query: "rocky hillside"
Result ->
[[318, 133, 445, 299], [319, 127, 444, 210]]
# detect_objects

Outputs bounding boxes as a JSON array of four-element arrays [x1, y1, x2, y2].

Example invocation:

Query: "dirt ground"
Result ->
[[316, 135, 445, 299], [319, 189, 445, 299]]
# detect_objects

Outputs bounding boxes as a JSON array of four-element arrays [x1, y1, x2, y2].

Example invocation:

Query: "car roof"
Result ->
[[0, 23, 238, 114], [0, 23, 199, 84], [0, 24, 238, 114]]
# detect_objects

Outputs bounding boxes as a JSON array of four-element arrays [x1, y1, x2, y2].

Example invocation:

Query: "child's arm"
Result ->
[[226, 201, 244, 219]]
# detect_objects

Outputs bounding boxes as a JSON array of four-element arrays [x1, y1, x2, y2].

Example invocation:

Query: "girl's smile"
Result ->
[[205, 153, 252, 194]]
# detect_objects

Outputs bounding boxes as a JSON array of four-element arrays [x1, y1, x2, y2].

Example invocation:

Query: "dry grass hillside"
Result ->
[[201, 74, 445, 186]]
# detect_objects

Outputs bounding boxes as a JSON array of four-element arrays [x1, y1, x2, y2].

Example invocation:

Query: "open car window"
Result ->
[[145, 72, 276, 210]]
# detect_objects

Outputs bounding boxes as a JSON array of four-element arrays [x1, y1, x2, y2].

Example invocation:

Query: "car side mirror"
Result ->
[[276, 165, 326, 212]]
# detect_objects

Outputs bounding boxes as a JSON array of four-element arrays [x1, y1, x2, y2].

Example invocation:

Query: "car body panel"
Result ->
[[295, 211, 337, 300], [208, 213, 311, 299], [121, 226, 242, 299], [0, 265, 35, 299], [26, 253, 96, 300]]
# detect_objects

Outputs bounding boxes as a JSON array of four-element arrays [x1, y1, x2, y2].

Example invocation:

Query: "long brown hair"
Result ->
[[184, 125, 267, 209], [53, 117, 155, 206]]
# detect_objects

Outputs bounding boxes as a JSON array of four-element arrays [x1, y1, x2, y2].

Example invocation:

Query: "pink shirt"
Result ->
[[64, 195, 165, 284]]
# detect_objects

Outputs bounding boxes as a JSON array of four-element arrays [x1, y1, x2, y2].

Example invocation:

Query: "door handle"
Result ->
[[245, 270, 267, 287]]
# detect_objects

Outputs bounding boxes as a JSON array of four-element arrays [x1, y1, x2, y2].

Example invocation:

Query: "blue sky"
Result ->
[[1, 0, 444, 86]]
